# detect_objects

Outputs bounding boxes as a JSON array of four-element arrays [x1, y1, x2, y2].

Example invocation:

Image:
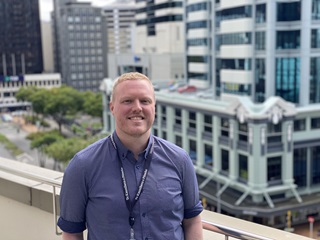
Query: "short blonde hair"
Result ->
[[111, 72, 154, 101]]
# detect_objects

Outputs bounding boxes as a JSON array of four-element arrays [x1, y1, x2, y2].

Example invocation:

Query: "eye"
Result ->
[[123, 99, 132, 104], [141, 99, 152, 104]]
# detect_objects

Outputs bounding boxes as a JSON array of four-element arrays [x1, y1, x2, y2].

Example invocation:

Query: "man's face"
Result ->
[[110, 79, 155, 138]]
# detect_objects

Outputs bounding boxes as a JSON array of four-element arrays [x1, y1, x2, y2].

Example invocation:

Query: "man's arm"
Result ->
[[183, 215, 203, 240], [62, 232, 84, 240]]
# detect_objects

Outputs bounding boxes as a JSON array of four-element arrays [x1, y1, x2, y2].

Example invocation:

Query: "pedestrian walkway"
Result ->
[[12, 116, 38, 133]]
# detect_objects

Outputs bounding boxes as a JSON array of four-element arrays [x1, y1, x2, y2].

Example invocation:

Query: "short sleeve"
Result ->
[[58, 154, 88, 233]]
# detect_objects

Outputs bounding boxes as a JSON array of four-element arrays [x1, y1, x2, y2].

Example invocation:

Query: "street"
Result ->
[[0, 119, 63, 171]]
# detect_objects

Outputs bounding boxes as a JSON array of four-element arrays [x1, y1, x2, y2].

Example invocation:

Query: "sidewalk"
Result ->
[[12, 116, 39, 133]]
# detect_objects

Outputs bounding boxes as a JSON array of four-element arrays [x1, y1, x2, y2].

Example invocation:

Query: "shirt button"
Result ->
[[136, 165, 140, 169], [142, 213, 146, 217], [145, 238, 148, 240]]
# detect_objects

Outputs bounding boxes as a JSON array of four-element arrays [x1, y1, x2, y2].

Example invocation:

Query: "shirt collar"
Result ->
[[112, 131, 153, 160]]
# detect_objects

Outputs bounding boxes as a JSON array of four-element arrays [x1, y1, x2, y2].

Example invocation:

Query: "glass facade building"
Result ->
[[186, 0, 320, 106], [0, 0, 43, 77]]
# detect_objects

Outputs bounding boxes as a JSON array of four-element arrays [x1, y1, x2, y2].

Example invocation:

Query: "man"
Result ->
[[58, 72, 203, 240]]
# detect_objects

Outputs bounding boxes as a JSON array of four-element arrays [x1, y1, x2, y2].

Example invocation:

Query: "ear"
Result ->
[[109, 102, 114, 114]]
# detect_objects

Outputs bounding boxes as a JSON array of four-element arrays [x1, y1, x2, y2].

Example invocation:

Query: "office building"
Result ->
[[0, 0, 43, 77], [107, 0, 185, 83], [52, 0, 107, 92], [102, 1, 135, 54], [186, 0, 320, 106]]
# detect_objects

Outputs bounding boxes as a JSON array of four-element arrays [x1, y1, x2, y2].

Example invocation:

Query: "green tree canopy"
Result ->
[[15, 86, 39, 102], [82, 91, 103, 119], [44, 137, 90, 164], [44, 86, 84, 133]]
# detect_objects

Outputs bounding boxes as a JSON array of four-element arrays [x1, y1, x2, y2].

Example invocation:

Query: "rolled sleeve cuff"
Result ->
[[184, 200, 203, 219], [58, 216, 86, 233]]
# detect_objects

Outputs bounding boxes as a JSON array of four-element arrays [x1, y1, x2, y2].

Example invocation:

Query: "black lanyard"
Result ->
[[110, 134, 154, 229]]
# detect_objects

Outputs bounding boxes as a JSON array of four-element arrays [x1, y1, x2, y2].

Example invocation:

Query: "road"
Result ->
[[0, 119, 63, 171]]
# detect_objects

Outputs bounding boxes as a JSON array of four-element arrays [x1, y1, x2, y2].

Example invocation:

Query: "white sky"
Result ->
[[39, 0, 115, 21]]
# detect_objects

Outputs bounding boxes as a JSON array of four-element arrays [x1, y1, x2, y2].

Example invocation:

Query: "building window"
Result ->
[[161, 106, 166, 122], [294, 148, 307, 187], [276, 30, 300, 49], [238, 122, 248, 142], [311, 29, 320, 48], [221, 118, 229, 137], [239, 154, 248, 182], [311, 146, 320, 184], [277, 2, 301, 21], [189, 111, 196, 129], [204, 114, 212, 133], [311, 117, 320, 129], [256, 4, 266, 23], [175, 108, 182, 125], [221, 149, 229, 173], [267, 156, 282, 184], [204, 144, 213, 167], [162, 131, 167, 140], [189, 139, 197, 162], [310, 57, 320, 103], [312, 0, 320, 20], [255, 58, 266, 103], [267, 123, 282, 143], [294, 119, 306, 131], [175, 135, 182, 148], [221, 32, 251, 45], [275, 57, 300, 103], [255, 31, 265, 50]]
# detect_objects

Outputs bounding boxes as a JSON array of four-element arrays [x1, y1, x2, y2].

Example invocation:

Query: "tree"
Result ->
[[82, 91, 103, 120], [44, 86, 84, 133], [28, 130, 63, 167], [45, 137, 91, 167], [15, 86, 39, 102]]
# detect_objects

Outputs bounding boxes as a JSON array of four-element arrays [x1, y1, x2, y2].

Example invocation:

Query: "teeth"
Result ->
[[130, 117, 142, 120]]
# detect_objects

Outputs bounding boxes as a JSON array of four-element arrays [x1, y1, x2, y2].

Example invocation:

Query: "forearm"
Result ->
[[62, 232, 84, 240], [183, 215, 203, 240]]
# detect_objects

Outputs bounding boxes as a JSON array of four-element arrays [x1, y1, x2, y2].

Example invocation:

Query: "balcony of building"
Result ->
[[0, 156, 313, 240]]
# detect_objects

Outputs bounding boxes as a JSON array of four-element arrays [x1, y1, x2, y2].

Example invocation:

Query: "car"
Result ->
[[168, 82, 185, 92], [177, 85, 197, 93], [1, 114, 13, 122], [153, 84, 160, 91]]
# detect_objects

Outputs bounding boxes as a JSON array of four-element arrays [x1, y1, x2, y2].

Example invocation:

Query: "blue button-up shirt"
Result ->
[[58, 132, 203, 240]]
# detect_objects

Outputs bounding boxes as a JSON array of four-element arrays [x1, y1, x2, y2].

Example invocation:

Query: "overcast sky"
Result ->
[[39, 0, 114, 21]]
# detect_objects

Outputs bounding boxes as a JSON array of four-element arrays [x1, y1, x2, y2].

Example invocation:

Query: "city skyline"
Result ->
[[39, 0, 114, 21]]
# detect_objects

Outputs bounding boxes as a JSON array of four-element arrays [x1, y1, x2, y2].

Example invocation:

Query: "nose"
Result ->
[[132, 100, 142, 111]]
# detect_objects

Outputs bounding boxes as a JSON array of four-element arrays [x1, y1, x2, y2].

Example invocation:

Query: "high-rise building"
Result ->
[[52, 0, 107, 92], [102, 1, 135, 54], [107, 0, 185, 84], [0, 0, 43, 77], [186, 0, 320, 106], [135, 0, 184, 54]]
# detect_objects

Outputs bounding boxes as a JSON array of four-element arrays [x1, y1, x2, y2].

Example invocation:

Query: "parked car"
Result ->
[[168, 82, 185, 92], [177, 85, 197, 93], [1, 114, 12, 122]]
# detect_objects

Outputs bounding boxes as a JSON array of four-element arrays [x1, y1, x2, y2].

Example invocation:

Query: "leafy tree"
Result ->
[[82, 91, 103, 120], [28, 130, 63, 167], [44, 86, 84, 133], [15, 86, 38, 102], [45, 137, 90, 166]]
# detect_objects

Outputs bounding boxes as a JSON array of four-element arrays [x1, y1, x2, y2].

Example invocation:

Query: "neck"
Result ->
[[116, 131, 150, 159]]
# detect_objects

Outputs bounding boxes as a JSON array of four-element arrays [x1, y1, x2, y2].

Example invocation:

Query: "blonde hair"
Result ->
[[111, 72, 154, 101]]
